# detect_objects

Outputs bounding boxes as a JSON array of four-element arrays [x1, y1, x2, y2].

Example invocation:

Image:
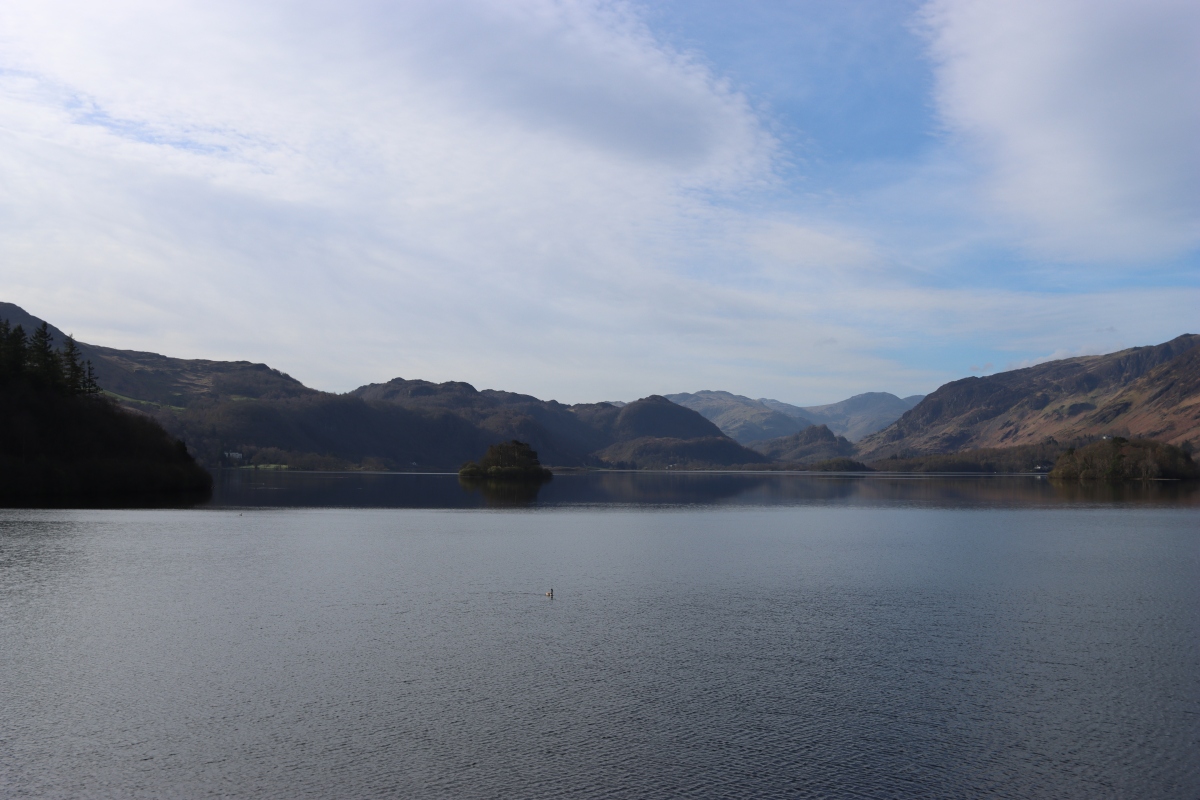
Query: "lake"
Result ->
[[2, 472, 1197, 798]]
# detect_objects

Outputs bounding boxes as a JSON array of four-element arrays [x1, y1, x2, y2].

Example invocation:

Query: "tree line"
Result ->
[[0, 319, 100, 395]]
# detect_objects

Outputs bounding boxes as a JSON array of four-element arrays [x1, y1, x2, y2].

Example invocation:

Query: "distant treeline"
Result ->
[[1050, 438, 1197, 481], [867, 437, 1197, 482], [869, 441, 1068, 473]]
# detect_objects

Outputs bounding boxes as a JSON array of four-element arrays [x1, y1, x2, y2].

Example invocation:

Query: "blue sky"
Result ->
[[0, 0, 1197, 404]]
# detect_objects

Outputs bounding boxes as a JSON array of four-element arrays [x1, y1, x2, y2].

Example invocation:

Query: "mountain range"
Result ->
[[2, 302, 1196, 470], [666, 390, 924, 443]]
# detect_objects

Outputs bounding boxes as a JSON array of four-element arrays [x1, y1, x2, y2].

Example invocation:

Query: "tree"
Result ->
[[0, 321, 27, 383], [459, 440, 552, 480], [84, 360, 100, 395], [0, 318, 102, 397], [61, 336, 86, 395], [28, 322, 61, 389]]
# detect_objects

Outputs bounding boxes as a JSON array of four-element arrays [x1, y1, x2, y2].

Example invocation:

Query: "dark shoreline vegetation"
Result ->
[[1049, 437, 1198, 481], [1, 320, 212, 504]]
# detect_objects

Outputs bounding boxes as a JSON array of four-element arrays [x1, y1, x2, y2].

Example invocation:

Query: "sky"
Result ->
[[0, 0, 1197, 404]]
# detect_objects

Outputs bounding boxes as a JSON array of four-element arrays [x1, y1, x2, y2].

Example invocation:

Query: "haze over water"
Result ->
[[3, 473, 1197, 798]]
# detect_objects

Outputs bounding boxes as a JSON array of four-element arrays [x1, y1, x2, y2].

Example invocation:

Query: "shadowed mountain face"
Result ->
[[858, 334, 1200, 459], [350, 378, 613, 466], [665, 391, 812, 443], [759, 392, 923, 442], [615, 395, 726, 440], [585, 396, 767, 468], [750, 425, 856, 465]]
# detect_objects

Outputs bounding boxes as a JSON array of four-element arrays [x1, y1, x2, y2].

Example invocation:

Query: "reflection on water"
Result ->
[[458, 474, 552, 507], [209, 469, 1200, 509]]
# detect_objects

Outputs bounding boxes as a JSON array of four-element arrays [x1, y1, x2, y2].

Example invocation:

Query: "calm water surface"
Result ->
[[2, 473, 1197, 798]]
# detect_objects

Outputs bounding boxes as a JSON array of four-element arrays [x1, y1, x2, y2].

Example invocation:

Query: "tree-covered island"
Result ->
[[459, 440, 553, 480]]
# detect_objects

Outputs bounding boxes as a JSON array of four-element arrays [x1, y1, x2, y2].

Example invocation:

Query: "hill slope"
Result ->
[[794, 392, 924, 442], [665, 391, 811, 443], [859, 335, 1200, 459], [750, 424, 856, 465], [0, 302, 313, 408]]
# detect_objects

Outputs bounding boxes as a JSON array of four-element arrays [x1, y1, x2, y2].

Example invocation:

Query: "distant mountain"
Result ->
[[790, 392, 925, 442], [749, 424, 856, 465], [354, 387, 764, 469], [858, 334, 1200, 459], [589, 396, 767, 468], [665, 391, 812, 443]]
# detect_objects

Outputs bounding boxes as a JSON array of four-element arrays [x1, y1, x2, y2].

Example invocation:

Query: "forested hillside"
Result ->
[[0, 318, 211, 500]]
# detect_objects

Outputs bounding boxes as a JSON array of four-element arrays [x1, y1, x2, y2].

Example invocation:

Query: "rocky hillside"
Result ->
[[665, 391, 811, 443], [789, 392, 924, 442], [749, 424, 856, 465], [858, 334, 1200, 458], [0, 302, 314, 408]]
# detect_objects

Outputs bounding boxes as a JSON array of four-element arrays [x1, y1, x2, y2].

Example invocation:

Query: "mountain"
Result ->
[[858, 335, 1200, 459], [350, 377, 613, 466], [749, 424, 856, 465], [588, 396, 768, 468], [352, 383, 763, 468], [0, 302, 314, 409], [665, 391, 813, 443], [0, 303, 764, 470], [760, 392, 924, 442]]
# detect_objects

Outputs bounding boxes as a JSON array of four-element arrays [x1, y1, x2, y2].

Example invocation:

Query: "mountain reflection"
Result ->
[[208, 470, 1200, 509]]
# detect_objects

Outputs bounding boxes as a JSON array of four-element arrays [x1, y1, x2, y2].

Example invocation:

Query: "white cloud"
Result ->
[[0, 0, 779, 393], [922, 0, 1200, 262]]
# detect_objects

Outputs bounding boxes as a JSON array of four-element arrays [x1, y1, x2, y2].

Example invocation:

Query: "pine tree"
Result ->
[[0, 321, 28, 383], [0, 319, 9, 383], [84, 360, 100, 395], [28, 322, 61, 389], [61, 336, 86, 394]]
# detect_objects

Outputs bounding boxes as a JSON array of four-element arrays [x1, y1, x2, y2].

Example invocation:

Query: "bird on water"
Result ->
[[546, 588, 553, 598]]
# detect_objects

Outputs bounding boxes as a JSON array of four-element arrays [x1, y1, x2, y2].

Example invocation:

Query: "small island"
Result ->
[[458, 440, 553, 481]]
